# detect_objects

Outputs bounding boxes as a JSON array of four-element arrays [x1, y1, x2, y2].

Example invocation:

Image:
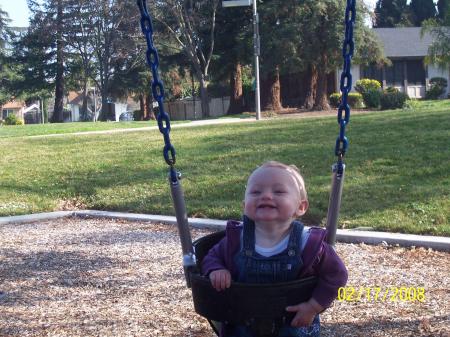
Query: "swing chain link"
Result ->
[[335, 0, 356, 161], [137, 0, 176, 169]]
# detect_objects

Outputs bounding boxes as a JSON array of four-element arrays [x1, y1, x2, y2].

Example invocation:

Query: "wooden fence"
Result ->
[[163, 97, 230, 120]]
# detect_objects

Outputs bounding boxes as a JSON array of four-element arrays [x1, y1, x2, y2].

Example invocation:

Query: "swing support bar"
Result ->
[[325, 163, 345, 246], [169, 173, 196, 288]]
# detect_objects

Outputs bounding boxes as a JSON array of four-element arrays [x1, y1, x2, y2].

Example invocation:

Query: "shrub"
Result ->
[[347, 92, 364, 108], [426, 77, 447, 100], [362, 88, 381, 109], [329, 93, 341, 107], [380, 90, 409, 110], [385, 86, 400, 93], [403, 99, 420, 110], [329, 93, 363, 109], [355, 78, 381, 95], [4, 114, 24, 125], [355, 79, 382, 108]]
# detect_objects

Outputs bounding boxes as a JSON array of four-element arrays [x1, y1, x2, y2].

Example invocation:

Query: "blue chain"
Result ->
[[335, 0, 356, 166], [137, 0, 177, 181]]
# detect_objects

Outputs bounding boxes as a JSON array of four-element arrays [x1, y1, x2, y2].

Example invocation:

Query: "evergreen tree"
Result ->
[[13, 1, 57, 121], [437, 0, 449, 21], [0, 7, 13, 107], [410, 0, 437, 26], [213, 5, 252, 114], [374, 0, 409, 27]]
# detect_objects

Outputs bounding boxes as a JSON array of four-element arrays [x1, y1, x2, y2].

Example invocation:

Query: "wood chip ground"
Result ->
[[0, 217, 448, 337]]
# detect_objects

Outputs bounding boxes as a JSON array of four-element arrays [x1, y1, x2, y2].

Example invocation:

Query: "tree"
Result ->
[[53, 0, 65, 122], [437, 0, 449, 21], [374, 0, 410, 27], [298, 0, 383, 110], [152, 0, 221, 118], [422, 18, 450, 70], [12, 1, 56, 121], [0, 7, 13, 108], [213, 5, 252, 114], [80, 0, 140, 121], [258, 0, 305, 110], [63, 0, 97, 121], [410, 0, 437, 26]]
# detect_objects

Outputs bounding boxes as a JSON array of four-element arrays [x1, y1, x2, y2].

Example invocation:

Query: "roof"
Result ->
[[3, 100, 25, 109], [372, 27, 435, 58]]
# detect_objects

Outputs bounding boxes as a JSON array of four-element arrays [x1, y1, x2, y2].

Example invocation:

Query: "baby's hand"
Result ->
[[286, 298, 324, 327], [209, 269, 231, 291]]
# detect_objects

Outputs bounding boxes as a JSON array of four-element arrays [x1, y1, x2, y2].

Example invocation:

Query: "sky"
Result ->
[[0, 0, 31, 27], [0, 0, 380, 28]]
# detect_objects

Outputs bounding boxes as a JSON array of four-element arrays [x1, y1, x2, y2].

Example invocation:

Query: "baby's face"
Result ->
[[244, 166, 307, 227]]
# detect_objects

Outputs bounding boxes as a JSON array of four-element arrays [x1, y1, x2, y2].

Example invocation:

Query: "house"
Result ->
[[64, 91, 140, 122], [0, 100, 42, 124], [1, 100, 25, 120], [1, 100, 42, 124], [341, 27, 449, 99]]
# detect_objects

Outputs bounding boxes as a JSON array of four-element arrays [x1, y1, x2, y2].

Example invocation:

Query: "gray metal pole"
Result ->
[[169, 173, 196, 287], [253, 0, 261, 120], [325, 163, 346, 246]]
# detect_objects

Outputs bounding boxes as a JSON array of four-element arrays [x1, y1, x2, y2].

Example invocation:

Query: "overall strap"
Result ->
[[242, 215, 256, 257], [286, 221, 304, 257]]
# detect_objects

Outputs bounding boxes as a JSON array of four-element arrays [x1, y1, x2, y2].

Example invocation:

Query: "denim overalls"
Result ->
[[226, 218, 320, 337]]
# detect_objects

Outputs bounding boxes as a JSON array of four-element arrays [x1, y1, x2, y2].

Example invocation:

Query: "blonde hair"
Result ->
[[250, 161, 308, 201]]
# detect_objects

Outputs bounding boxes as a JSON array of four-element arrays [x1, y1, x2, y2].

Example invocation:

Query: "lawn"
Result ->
[[0, 100, 448, 235], [0, 120, 157, 138]]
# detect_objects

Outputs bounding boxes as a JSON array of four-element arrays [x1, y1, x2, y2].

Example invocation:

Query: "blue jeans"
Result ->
[[226, 218, 320, 337]]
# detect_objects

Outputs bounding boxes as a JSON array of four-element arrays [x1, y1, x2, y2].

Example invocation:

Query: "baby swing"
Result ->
[[136, 0, 355, 335]]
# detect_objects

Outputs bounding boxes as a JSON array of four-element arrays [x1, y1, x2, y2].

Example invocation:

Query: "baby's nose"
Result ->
[[261, 190, 273, 199]]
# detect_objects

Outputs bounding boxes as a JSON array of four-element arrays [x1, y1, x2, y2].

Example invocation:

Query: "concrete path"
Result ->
[[25, 109, 375, 139], [1, 210, 449, 252], [26, 117, 257, 139]]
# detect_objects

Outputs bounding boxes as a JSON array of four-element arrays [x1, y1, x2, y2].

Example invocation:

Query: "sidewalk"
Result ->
[[1, 210, 449, 252]]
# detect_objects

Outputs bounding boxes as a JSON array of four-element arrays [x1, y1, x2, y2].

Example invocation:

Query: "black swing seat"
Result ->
[[190, 230, 318, 325]]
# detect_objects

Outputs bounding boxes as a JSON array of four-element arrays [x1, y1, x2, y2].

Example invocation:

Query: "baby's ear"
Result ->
[[296, 200, 309, 217]]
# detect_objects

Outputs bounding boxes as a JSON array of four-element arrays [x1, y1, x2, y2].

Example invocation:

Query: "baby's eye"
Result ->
[[274, 190, 287, 194], [250, 190, 261, 195]]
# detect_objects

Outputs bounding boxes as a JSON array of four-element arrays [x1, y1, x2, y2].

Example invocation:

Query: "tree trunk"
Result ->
[[139, 94, 145, 120], [303, 64, 318, 110], [43, 98, 48, 123], [199, 76, 210, 118], [81, 80, 88, 121], [100, 89, 111, 121], [52, 0, 64, 123], [263, 66, 282, 111], [313, 67, 330, 111], [145, 92, 155, 120], [227, 62, 244, 115]]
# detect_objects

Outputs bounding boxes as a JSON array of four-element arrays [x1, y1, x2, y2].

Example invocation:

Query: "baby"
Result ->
[[202, 161, 348, 337]]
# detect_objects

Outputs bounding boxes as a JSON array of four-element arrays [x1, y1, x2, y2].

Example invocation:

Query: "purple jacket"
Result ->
[[202, 220, 348, 308]]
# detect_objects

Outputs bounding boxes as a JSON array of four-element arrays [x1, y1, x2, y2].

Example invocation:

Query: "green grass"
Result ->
[[0, 120, 158, 138], [0, 100, 449, 236]]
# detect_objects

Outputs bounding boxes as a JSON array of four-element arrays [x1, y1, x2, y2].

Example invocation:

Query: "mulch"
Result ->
[[0, 217, 448, 337]]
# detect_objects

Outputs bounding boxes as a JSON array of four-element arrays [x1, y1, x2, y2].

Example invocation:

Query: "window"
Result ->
[[406, 60, 425, 85], [385, 60, 404, 86], [361, 64, 383, 83], [2, 109, 13, 119]]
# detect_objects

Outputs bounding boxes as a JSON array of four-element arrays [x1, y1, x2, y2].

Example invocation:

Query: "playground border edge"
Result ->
[[0, 210, 449, 252]]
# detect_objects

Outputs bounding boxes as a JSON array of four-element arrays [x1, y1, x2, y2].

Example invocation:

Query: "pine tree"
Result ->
[[437, 0, 449, 21], [0, 7, 13, 107], [374, 0, 409, 27], [410, 0, 437, 26]]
